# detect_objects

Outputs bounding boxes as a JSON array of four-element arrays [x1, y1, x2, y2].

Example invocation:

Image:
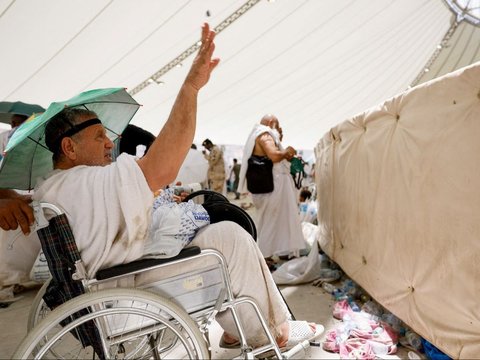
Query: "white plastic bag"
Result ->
[[273, 222, 322, 285], [302, 221, 319, 250], [29, 250, 51, 283], [144, 199, 210, 258], [273, 240, 322, 285]]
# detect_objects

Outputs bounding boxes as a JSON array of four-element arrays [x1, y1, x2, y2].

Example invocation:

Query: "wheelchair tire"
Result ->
[[27, 278, 51, 331], [14, 288, 210, 359], [184, 189, 228, 204]]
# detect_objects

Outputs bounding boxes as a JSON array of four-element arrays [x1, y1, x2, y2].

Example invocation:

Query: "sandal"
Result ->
[[282, 320, 324, 350], [219, 321, 325, 353], [260, 321, 325, 358]]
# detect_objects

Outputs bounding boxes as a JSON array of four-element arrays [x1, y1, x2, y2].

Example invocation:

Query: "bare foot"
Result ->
[[221, 321, 317, 348], [221, 332, 239, 345]]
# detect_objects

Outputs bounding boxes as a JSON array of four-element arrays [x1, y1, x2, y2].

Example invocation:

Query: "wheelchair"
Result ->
[[14, 192, 308, 359]]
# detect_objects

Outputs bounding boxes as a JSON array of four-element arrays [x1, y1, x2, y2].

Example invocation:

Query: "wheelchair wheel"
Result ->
[[27, 278, 51, 331], [26, 279, 68, 359], [14, 288, 209, 359], [184, 189, 228, 204], [203, 201, 257, 241]]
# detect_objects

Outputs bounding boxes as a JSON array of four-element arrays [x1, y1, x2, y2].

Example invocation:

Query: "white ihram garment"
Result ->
[[34, 154, 288, 343], [253, 160, 306, 258], [34, 154, 153, 277], [239, 124, 306, 258]]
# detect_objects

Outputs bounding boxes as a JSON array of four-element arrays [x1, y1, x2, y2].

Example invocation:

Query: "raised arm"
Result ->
[[138, 23, 220, 191], [254, 133, 296, 163]]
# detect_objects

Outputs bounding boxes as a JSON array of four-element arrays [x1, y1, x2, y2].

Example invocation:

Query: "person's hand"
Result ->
[[284, 146, 296, 161], [172, 194, 183, 203], [184, 23, 220, 91], [173, 191, 190, 203], [0, 196, 35, 235]]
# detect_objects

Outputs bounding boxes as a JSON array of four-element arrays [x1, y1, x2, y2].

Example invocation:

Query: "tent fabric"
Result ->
[[0, 0, 459, 150], [413, 21, 480, 86], [314, 61, 480, 358]]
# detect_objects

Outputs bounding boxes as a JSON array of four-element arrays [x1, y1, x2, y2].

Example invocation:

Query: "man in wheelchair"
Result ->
[[32, 23, 322, 352]]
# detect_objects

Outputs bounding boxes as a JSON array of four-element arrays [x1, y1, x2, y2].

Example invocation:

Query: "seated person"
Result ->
[[298, 188, 317, 224], [0, 116, 37, 236], [299, 188, 312, 203], [0, 190, 43, 293], [33, 24, 322, 349]]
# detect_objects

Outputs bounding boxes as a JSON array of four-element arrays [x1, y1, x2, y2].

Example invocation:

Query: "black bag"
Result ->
[[246, 155, 274, 194]]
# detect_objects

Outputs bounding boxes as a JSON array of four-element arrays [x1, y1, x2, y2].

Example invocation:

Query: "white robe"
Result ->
[[239, 124, 306, 258], [34, 154, 153, 277], [33, 154, 289, 343]]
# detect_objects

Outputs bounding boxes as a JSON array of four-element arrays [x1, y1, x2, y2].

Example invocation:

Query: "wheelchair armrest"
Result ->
[[95, 246, 201, 280]]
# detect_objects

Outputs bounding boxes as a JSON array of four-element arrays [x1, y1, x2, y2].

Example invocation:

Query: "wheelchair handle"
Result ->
[[39, 202, 64, 216]]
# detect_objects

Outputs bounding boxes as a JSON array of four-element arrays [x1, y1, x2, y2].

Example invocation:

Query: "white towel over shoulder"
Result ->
[[34, 154, 154, 277], [238, 124, 281, 194]]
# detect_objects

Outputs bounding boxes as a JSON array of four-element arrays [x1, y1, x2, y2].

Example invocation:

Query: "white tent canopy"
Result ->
[[0, 0, 478, 150]]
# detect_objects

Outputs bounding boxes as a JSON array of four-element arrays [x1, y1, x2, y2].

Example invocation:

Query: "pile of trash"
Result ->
[[271, 228, 452, 360], [315, 261, 451, 360]]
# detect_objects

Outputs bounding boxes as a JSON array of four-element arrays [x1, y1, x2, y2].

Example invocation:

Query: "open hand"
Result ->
[[184, 23, 220, 91]]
